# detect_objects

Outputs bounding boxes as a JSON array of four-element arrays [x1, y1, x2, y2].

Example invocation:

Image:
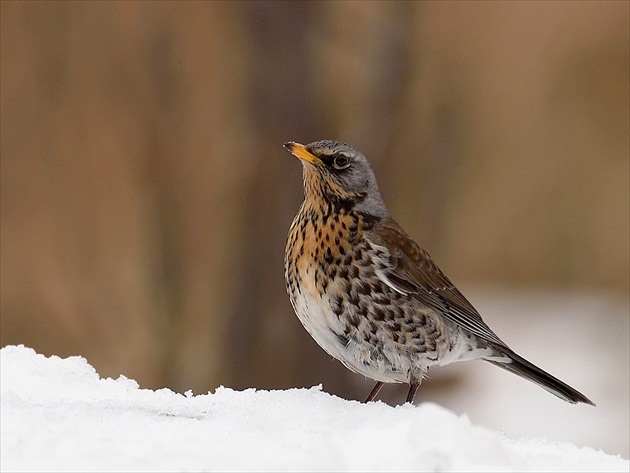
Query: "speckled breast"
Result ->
[[285, 204, 453, 384]]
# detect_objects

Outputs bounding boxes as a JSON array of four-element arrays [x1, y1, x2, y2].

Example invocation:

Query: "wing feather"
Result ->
[[371, 218, 507, 348]]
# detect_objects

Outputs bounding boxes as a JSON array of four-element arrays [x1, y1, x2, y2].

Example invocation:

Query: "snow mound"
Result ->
[[1, 345, 627, 472]]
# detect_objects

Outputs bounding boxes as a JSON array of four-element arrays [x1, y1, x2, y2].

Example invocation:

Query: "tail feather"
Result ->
[[486, 348, 595, 406]]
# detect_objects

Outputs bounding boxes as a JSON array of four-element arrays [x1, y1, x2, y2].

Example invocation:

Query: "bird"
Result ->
[[283, 139, 595, 406]]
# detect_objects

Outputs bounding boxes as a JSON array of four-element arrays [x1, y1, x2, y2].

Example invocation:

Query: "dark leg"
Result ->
[[405, 382, 419, 404], [363, 381, 385, 403]]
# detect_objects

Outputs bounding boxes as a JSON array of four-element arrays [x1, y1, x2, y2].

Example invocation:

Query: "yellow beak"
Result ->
[[284, 142, 322, 166]]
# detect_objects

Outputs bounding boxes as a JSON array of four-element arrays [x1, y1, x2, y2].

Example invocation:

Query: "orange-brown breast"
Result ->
[[285, 202, 366, 301]]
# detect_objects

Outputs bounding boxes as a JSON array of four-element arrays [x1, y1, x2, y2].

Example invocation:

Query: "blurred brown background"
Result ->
[[1, 0, 628, 419]]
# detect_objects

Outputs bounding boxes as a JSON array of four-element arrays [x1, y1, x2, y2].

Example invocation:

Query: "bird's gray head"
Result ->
[[284, 140, 390, 219]]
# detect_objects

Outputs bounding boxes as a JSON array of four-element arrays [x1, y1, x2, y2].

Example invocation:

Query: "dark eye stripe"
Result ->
[[317, 152, 351, 170]]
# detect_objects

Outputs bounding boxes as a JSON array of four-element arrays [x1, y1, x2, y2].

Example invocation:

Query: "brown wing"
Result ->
[[371, 218, 507, 348]]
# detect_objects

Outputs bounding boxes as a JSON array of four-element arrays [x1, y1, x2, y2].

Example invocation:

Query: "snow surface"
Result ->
[[1, 345, 627, 472]]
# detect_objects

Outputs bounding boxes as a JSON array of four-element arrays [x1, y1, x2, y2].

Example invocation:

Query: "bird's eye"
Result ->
[[333, 154, 350, 169]]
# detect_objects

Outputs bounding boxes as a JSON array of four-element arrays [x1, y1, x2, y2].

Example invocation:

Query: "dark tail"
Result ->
[[486, 348, 595, 406]]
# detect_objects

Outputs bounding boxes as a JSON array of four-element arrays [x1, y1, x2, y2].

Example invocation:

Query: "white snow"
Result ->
[[1, 344, 627, 472]]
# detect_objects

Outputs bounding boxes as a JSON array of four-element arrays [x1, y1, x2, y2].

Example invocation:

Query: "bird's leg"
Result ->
[[405, 382, 420, 404], [363, 381, 385, 403]]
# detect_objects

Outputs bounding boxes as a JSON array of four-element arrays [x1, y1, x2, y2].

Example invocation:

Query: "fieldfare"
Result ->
[[284, 140, 594, 406]]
